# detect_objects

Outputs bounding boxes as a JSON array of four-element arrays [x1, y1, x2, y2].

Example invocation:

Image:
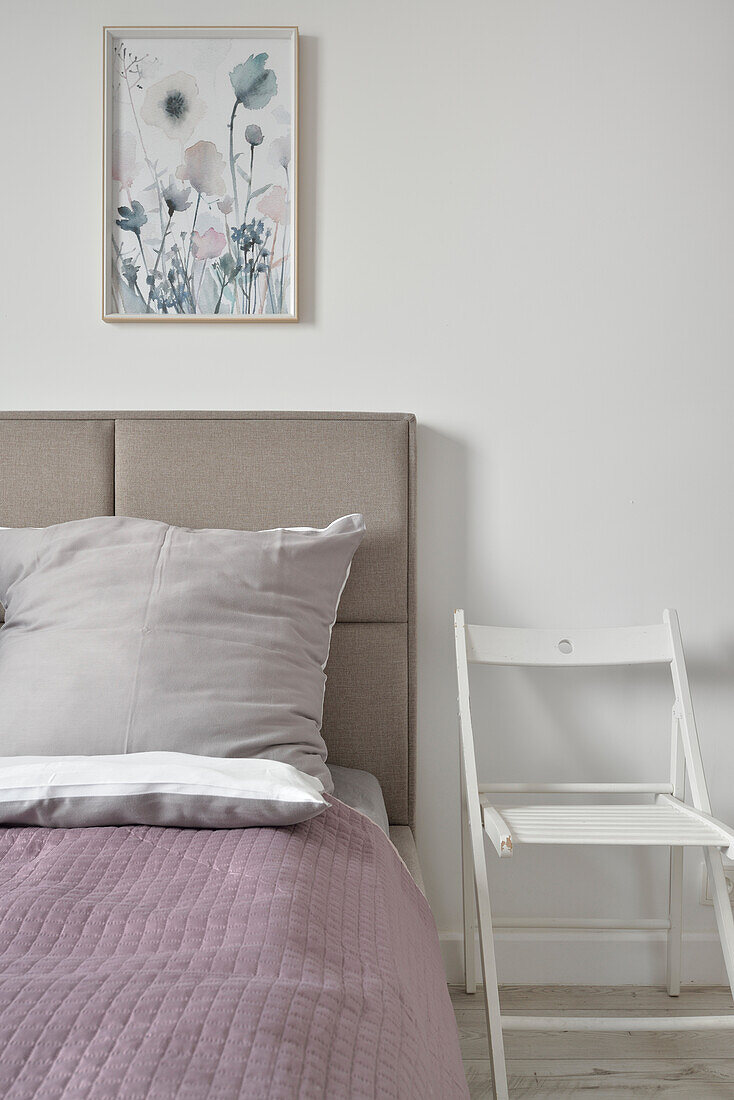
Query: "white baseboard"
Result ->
[[440, 930, 729, 986]]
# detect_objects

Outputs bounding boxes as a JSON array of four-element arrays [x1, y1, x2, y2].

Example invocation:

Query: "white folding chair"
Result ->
[[454, 608, 734, 1100]]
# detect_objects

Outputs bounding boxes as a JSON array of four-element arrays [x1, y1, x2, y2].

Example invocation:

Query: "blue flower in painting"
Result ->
[[120, 257, 140, 288], [161, 177, 192, 217], [230, 54, 277, 108], [245, 124, 263, 147], [216, 253, 241, 284], [149, 280, 176, 312], [116, 201, 148, 233], [231, 219, 268, 253]]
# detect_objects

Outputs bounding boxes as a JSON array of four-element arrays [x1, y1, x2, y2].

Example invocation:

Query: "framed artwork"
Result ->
[[103, 27, 298, 322]]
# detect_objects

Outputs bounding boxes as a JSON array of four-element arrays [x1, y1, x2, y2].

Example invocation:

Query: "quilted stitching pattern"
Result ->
[[0, 801, 468, 1099]]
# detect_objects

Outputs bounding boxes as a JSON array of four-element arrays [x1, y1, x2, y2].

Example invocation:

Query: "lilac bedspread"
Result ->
[[0, 798, 468, 1099]]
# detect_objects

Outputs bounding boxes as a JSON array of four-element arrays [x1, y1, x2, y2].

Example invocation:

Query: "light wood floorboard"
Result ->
[[450, 986, 734, 1098]]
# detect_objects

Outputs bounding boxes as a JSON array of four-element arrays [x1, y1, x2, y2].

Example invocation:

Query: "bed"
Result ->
[[0, 412, 467, 1099]]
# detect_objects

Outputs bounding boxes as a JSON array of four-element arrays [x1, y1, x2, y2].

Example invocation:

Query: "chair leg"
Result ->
[[461, 776, 478, 994], [666, 846, 684, 996], [705, 848, 734, 1000], [474, 849, 509, 1100]]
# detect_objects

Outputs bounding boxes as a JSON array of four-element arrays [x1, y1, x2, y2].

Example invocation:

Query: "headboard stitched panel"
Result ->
[[0, 412, 416, 827], [0, 419, 114, 525]]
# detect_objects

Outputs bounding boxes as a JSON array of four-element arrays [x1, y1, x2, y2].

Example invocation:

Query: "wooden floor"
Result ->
[[449, 986, 734, 1098]]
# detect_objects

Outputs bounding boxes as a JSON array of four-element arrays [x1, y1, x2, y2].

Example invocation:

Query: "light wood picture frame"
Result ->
[[103, 27, 298, 322]]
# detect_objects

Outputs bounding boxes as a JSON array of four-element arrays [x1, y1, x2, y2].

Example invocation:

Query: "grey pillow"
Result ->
[[0, 515, 365, 791]]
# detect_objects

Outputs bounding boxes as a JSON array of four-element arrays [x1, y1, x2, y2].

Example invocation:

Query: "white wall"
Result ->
[[3, 0, 734, 984]]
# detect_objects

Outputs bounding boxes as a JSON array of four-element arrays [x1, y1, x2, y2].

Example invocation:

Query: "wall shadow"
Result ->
[[297, 36, 318, 324], [414, 423, 469, 916]]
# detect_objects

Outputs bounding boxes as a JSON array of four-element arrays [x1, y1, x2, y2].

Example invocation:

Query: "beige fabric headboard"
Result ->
[[0, 412, 416, 827]]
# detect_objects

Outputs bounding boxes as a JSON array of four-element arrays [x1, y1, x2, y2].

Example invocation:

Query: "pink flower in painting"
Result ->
[[217, 195, 234, 215], [176, 141, 226, 197], [111, 130, 141, 189], [257, 185, 288, 224], [191, 228, 226, 260]]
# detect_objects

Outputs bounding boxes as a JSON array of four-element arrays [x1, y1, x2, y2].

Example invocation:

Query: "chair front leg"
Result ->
[[666, 845, 684, 996], [475, 847, 509, 1100], [461, 778, 478, 994]]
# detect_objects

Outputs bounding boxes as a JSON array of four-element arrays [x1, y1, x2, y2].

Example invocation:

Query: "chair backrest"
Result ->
[[454, 608, 713, 815], [464, 623, 673, 667]]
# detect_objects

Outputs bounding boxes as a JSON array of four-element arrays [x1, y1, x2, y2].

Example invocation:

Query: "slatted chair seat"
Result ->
[[482, 797, 734, 855], [455, 608, 734, 1100]]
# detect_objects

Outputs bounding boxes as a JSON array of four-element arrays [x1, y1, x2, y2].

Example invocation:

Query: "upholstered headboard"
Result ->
[[0, 412, 416, 828]]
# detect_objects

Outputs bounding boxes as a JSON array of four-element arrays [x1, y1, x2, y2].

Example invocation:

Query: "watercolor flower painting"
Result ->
[[105, 29, 296, 320]]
